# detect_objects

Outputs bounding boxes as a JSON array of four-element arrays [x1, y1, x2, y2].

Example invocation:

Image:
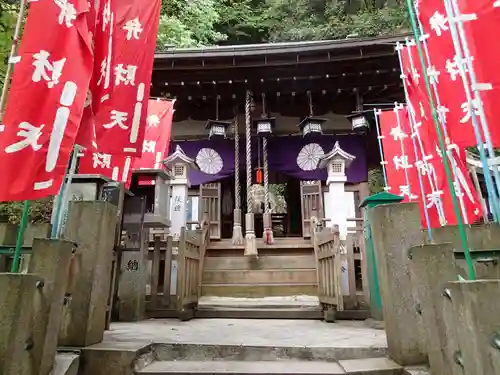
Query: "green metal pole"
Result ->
[[11, 200, 29, 273], [405, 0, 476, 280]]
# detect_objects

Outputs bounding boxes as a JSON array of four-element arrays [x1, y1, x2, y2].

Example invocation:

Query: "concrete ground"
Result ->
[[104, 319, 387, 349]]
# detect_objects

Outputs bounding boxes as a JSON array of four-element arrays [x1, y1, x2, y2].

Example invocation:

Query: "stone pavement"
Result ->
[[104, 319, 387, 349]]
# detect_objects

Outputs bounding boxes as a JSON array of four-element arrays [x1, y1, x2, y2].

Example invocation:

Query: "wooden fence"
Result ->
[[311, 216, 343, 312], [146, 217, 210, 319]]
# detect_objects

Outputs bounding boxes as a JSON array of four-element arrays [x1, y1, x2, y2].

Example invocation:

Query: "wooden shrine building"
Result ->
[[146, 34, 407, 317]]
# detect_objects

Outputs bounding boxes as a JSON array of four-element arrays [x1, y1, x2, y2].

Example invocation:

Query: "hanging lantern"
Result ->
[[346, 110, 372, 134], [299, 91, 326, 137], [298, 116, 326, 137], [206, 119, 231, 139], [252, 93, 276, 137], [206, 94, 231, 139], [255, 168, 263, 184], [253, 117, 276, 136]]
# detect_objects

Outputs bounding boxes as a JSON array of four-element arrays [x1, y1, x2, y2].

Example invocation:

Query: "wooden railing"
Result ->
[[146, 215, 210, 319], [311, 215, 343, 312], [176, 216, 210, 317], [345, 218, 369, 309]]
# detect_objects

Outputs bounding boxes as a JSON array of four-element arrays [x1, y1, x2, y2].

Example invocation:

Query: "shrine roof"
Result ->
[[154, 34, 409, 60]]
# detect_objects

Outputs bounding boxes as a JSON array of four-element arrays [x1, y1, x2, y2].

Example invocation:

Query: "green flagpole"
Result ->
[[405, 0, 475, 280], [11, 200, 29, 273]]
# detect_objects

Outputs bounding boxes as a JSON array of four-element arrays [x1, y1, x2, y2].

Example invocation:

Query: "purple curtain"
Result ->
[[172, 135, 367, 186]]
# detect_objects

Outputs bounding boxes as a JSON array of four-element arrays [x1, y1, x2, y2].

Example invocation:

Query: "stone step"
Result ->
[[203, 269, 318, 284], [204, 255, 316, 271], [195, 307, 323, 320], [137, 359, 402, 375], [153, 343, 387, 363], [202, 283, 318, 298]]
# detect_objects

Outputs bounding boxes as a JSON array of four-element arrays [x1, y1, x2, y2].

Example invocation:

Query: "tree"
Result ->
[[157, 0, 227, 49]]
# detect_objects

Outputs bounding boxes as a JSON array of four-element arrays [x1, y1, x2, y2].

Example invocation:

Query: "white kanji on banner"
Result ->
[[114, 64, 137, 86], [93, 153, 112, 168], [460, 98, 481, 123], [54, 0, 77, 28], [32, 50, 66, 88], [104, 110, 128, 129], [429, 11, 449, 36], [123, 18, 143, 40], [4, 122, 44, 153], [393, 155, 412, 170], [142, 140, 156, 153]]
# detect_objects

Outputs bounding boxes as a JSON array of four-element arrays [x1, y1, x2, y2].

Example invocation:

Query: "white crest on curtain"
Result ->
[[297, 143, 324, 171], [196, 148, 223, 175]]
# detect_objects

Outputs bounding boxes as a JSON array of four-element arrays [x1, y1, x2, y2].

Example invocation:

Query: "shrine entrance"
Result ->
[[199, 171, 326, 240]]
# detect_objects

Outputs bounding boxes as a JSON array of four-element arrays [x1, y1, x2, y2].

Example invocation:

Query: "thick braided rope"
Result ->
[[234, 110, 241, 210], [263, 136, 269, 214], [245, 90, 252, 213]]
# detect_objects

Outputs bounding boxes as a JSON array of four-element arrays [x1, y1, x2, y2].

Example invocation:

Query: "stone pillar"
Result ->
[[446, 280, 500, 375], [319, 141, 356, 297], [319, 141, 356, 239], [60, 201, 118, 347], [118, 228, 148, 322], [409, 243, 462, 375], [0, 273, 42, 375], [164, 145, 198, 240], [432, 224, 500, 279], [370, 202, 427, 366], [28, 239, 74, 375]]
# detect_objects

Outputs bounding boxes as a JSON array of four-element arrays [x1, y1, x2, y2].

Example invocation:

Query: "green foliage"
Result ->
[[0, 198, 53, 224], [0, 2, 18, 86], [368, 168, 385, 195], [157, 0, 227, 49], [157, 0, 409, 48]]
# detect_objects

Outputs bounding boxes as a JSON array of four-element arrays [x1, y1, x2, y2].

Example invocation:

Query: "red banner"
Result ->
[[92, 0, 161, 156], [399, 40, 483, 227], [379, 107, 420, 203], [132, 99, 174, 171], [0, 0, 93, 201], [417, 0, 500, 148], [78, 151, 133, 188]]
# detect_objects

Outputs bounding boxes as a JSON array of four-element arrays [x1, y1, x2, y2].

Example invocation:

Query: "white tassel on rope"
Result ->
[[244, 90, 257, 257], [232, 105, 244, 244]]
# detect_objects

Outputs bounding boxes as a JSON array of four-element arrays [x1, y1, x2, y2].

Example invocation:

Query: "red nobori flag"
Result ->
[[78, 151, 133, 188], [0, 0, 93, 201], [92, 0, 161, 157], [133, 99, 174, 171], [417, 0, 500, 148], [399, 42, 483, 226], [378, 107, 420, 203]]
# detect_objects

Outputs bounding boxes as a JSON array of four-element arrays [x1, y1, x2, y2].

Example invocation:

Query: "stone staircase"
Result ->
[[132, 341, 403, 375], [82, 319, 430, 375], [197, 238, 321, 319]]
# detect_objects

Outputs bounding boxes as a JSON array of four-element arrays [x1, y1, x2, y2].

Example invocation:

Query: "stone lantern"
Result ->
[[318, 141, 356, 239], [163, 145, 199, 240]]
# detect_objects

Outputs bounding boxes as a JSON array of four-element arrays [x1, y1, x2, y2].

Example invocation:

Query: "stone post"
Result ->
[[59, 201, 118, 347], [164, 145, 198, 241], [432, 224, 500, 279], [0, 273, 42, 375], [409, 243, 462, 375], [370, 202, 427, 366], [318, 141, 356, 297], [28, 239, 75, 375], [118, 228, 148, 321], [446, 280, 500, 375]]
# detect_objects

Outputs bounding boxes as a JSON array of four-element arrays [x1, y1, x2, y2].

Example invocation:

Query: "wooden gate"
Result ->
[[176, 220, 210, 319], [312, 219, 343, 312], [300, 181, 324, 238], [199, 183, 221, 240]]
